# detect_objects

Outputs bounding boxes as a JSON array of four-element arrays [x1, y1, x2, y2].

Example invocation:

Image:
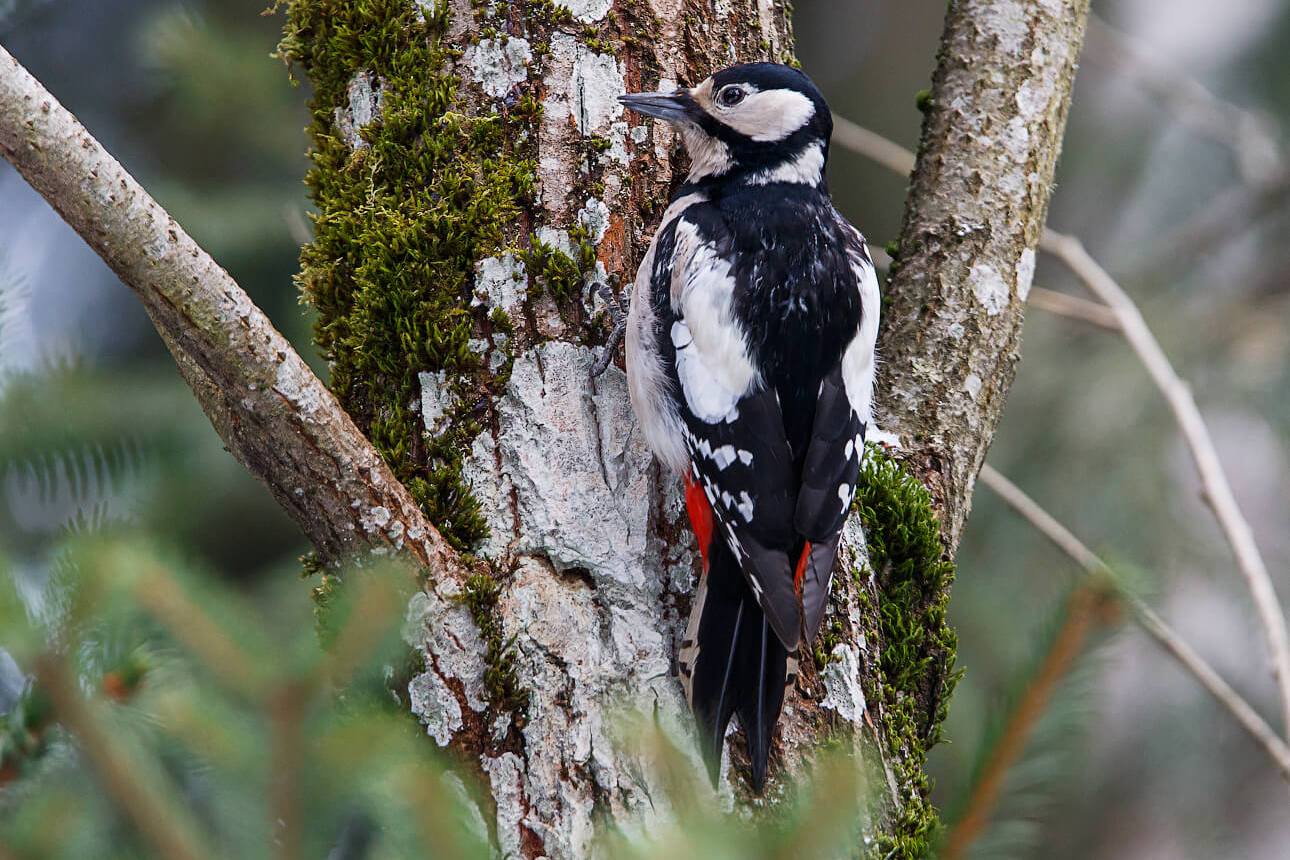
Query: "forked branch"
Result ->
[[979, 465, 1290, 783]]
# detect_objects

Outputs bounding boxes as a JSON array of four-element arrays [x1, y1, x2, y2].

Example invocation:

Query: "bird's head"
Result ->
[[619, 62, 832, 188]]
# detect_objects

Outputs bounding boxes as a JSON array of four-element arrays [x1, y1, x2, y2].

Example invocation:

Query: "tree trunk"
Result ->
[[275, 0, 1088, 856], [278, 2, 856, 856], [881, 0, 1090, 553]]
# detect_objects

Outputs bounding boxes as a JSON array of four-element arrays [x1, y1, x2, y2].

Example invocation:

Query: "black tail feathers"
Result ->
[[681, 538, 791, 793]]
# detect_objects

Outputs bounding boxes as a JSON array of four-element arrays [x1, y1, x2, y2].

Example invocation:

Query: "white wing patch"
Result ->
[[673, 319, 742, 423], [668, 218, 759, 425], [735, 491, 754, 523], [712, 444, 737, 470]]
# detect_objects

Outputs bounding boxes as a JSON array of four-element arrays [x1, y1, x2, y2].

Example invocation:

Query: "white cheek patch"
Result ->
[[722, 89, 816, 142]]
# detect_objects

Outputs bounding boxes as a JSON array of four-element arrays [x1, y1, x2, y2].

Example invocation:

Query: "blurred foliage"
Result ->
[[0, 535, 495, 860], [0, 527, 880, 859]]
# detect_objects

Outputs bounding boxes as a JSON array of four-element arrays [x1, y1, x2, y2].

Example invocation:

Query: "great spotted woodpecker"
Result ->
[[620, 63, 880, 791]]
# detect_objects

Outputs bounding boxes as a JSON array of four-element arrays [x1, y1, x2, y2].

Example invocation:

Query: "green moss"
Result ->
[[915, 88, 934, 114], [519, 228, 596, 302], [460, 572, 528, 714], [854, 447, 961, 859], [311, 572, 344, 646], [278, 0, 553, 551]]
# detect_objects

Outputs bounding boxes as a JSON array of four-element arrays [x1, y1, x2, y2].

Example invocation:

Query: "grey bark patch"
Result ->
[[333, 72, 384, 150]]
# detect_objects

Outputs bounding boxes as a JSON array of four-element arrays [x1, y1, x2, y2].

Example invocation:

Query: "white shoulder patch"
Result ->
[[669, 218, 758, 424], [840, 233, 881, 426]]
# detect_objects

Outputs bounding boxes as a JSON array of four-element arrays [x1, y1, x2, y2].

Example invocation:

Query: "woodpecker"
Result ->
[[620, 63, 880, 792]]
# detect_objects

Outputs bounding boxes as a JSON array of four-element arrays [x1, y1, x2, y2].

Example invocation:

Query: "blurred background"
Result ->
[[1, 0, 1288, 856]]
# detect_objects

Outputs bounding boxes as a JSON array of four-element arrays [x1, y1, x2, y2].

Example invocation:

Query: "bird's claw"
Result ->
[[591, 282, 628, 378]]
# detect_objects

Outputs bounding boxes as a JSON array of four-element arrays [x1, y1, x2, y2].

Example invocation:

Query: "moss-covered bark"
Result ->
[[268, 0, 1088, 856]]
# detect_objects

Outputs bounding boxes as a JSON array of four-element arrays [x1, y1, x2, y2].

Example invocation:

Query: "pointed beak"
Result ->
[[619, 89, 696, 123]]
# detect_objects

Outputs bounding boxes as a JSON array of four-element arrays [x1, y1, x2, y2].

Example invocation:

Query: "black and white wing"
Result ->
[[655, 205, 806, 649], [791, 218, 879, 637]]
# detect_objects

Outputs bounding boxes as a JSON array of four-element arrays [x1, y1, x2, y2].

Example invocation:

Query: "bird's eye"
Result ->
[[716, 86, 746, 108]]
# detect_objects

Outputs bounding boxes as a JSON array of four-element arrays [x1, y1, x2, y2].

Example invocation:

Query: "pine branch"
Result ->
[[941, 583, 1115, 859]]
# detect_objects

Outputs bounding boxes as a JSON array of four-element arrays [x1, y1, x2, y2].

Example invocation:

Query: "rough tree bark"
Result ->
[[0, 0, 1089, 855], [881, 0, 1090, 552], [277, 2, 875, 855]]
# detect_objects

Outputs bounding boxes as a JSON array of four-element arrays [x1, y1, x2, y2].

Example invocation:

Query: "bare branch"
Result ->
[[831, 115, 915, 177], [1038, 229, 1290, 736], [877, 0, 1090, 550], [1027, 286, 1121, 330], [978, 464, 1290, 782], [0, 45, 463, 576], [1125, 170, 1290, 284]]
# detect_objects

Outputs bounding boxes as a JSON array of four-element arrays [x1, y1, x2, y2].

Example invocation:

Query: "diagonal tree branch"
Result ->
[[0, 44, 464, 577]]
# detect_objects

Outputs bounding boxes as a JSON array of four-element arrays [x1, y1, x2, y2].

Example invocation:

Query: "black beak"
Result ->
[[618, 90, 695, 123]]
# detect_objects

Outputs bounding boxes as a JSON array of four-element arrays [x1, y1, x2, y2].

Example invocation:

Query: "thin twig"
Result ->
[[1027, 286, 1121, 330], [979, 464, 1290, 781], [33, 654, 217, 860], [1038, 229, 1290, 735], [1082, 13, 1290, 285], [833, 115, 1290, 738], [270, 684, 306, 860], [831, 115, 915, 176], [942, 584, 1114, 860], [1123, 171, 1290, 284]]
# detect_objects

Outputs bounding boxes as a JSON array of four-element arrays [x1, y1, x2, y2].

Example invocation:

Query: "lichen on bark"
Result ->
[[278, 0, 582, 552]]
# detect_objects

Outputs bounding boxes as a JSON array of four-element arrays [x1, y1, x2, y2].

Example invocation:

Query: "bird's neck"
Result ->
[[680, 139, 829, 196]]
